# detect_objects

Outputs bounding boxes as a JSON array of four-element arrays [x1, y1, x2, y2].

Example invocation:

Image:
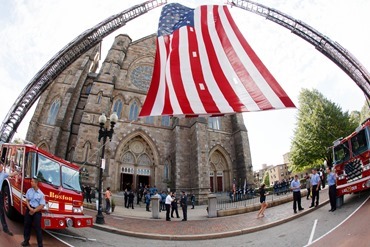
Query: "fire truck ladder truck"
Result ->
[[1, 0, 369, 143]]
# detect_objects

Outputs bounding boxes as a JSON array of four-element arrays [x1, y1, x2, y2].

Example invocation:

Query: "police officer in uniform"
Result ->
[[21, 178, 45, 247], [326, 167, 337, 212], [180, 191, 188, 221]]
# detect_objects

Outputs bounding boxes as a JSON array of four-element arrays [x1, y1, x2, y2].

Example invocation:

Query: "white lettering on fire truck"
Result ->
[[342, 185, 357, 193]]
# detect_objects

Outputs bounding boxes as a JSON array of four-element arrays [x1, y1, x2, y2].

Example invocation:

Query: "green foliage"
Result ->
[[359, 101, 370, 123], [263, 171, 270, 186], [290, 89, 358, 171]]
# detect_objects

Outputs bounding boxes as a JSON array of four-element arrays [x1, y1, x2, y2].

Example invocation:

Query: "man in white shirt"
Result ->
[[165, 191, 173, 221]]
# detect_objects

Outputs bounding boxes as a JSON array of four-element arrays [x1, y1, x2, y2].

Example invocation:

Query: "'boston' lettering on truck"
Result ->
[[49, 192, 73, 202], [0, 142, 93, 229]]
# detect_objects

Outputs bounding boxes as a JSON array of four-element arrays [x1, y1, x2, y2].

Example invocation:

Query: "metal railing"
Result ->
[[216, 190, 293, 210]]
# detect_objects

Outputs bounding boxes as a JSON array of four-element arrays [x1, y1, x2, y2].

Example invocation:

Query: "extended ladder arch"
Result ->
[[1, 0, 369, 143], [227, 0, 370, 97], [0, 0, 167, 143]]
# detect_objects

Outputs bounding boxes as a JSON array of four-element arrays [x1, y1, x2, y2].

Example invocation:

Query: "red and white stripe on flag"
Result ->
[[139, 4, 295, 117]]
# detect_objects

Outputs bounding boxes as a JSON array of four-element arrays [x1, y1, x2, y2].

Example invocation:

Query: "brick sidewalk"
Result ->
[[84, 188, 330, 240]]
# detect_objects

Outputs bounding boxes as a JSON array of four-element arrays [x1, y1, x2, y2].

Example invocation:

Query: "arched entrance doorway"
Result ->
[[209, 150, 231, 192], [118, 136, 155, 191]]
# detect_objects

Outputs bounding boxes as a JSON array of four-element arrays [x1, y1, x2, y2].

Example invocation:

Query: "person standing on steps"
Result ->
[[257, 184, 268, 218], [290, 175, 304, 213]]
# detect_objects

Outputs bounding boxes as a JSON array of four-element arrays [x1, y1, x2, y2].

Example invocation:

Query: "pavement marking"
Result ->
[[305, 195, 370, 246], [46, 230, 97, 243], [307, 219, 318, 245], [45, 230, 75, 247]]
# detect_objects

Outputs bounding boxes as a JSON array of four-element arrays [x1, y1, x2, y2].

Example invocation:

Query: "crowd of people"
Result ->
[[80, 166, 336, 222], [257, 167, 337, 218], [82, 183, 195, 222]]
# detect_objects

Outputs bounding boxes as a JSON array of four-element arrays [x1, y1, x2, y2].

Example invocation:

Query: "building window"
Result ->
[[161, 116, 170, 127], [85, 84, 92, 94], [129, 101, 139, 121], [208, 117, 221, 130], [97, 91, 102, 104], [46, 100, 60, 125], [145, 116, 154, 124], [83, 142, 91, 162], [164, 161, 169, 180], [113, 99, 123, 119]]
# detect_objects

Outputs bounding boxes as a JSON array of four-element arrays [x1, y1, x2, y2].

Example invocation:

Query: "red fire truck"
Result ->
[[330, 118, 370, 204], [0, 143, 93, 229]]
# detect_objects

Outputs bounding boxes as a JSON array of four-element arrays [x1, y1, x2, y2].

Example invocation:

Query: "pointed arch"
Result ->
[[209, 145, 233, 192], [122, 151, 135, 164], [113, 98, 123, 119], [46, 98, 61, 125], [37, 141, 50, 152], [85, 83, 92, 94], [114, 130, 160, 190], [129, 100, 139, 121], [83, 141, 91, 162], [97, 91, 103, 104]]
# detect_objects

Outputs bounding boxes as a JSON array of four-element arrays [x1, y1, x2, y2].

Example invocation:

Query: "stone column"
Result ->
[[151, 196, 160, 219], [207, 194, 217, 218]]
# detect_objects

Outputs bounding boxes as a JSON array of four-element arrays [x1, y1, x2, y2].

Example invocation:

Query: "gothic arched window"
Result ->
[[129, 101, 138, 121], [85, 84, 92, 94], [208, 117, 221, 130], [46, 100, 60, 125], [164, 160, 169, 180], [97, 91, 102, 104], [83, 142, 91, 162], [113, 99, 123, 119]]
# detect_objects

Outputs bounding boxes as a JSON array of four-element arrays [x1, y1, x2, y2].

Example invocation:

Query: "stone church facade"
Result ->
[[26, 34, 254, 203]]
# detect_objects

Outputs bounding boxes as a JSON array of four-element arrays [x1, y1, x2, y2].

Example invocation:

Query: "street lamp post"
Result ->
[[95, 112, 118, 225]]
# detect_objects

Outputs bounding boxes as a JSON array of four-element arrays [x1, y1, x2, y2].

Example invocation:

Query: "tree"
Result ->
[[263, 171, 270, 187], [359, 100, 370, 123], [290, 89, 357, 171]]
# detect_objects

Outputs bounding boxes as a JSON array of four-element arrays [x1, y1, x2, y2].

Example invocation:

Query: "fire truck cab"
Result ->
[[330, 118, 370, 205], [0, 143, 93, 229]]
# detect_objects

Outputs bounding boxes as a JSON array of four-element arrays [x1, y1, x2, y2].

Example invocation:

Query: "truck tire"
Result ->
[[3, 184, 17, 220]]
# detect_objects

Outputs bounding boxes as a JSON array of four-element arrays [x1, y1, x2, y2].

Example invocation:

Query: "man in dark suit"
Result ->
[[180, 191, 188, 221]]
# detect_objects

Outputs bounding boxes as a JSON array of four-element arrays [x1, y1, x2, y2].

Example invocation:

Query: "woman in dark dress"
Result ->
[[257, 184, 268, 218]]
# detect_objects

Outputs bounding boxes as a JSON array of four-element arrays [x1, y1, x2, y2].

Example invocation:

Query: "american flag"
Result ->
[[139, 3, 295, 117]]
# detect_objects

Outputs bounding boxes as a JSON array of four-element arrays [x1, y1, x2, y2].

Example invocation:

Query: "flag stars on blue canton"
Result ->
[[157, 3, 195, 36]]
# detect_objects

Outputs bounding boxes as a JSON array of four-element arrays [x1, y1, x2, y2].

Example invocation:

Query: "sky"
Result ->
[[1, 0, 369, 171]]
